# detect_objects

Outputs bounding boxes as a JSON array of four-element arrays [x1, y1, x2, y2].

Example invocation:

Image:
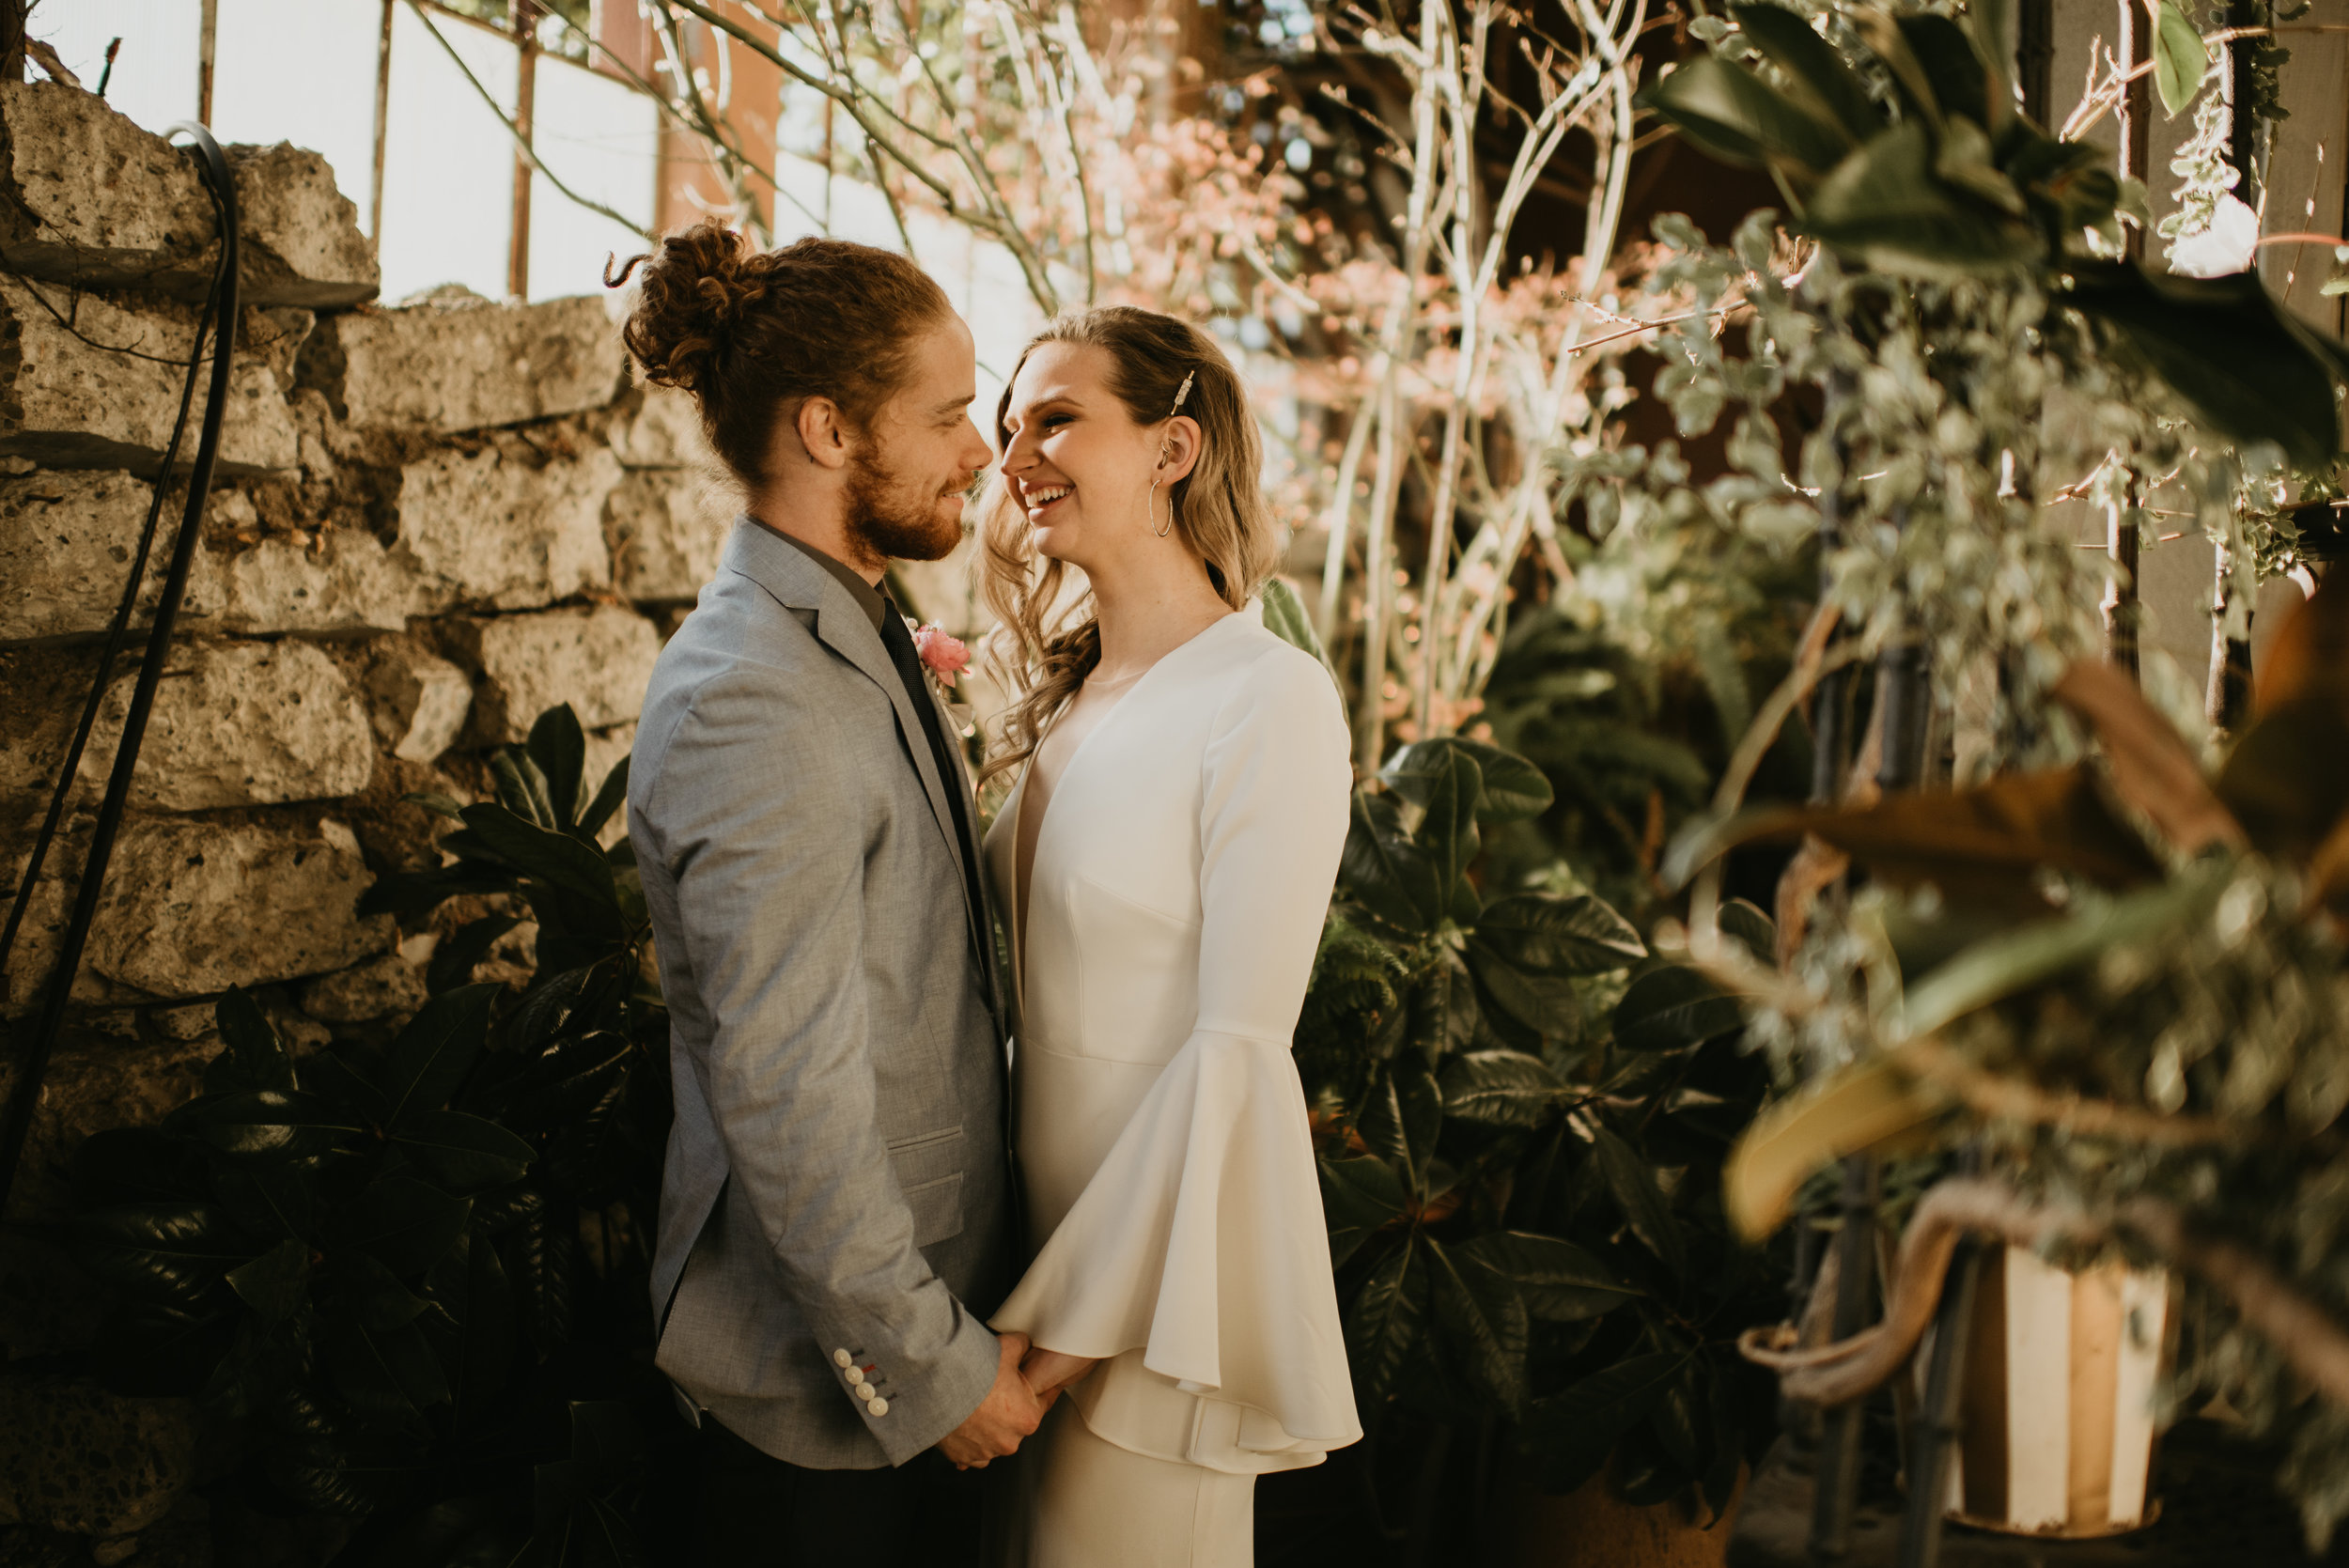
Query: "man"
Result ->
[[620, 227, 1039, 1564]]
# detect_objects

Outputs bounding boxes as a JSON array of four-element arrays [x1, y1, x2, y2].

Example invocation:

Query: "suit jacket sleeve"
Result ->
[[642, 667, 1001, 1464]]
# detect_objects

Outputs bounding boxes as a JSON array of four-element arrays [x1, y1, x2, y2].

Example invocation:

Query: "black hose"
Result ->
[[0, 123, 240, 1219]]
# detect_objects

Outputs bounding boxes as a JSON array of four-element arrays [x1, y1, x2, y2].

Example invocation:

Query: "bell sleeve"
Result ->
[[988, 642, 1362, 1455]]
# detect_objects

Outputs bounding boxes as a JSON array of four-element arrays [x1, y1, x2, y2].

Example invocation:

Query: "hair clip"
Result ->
[[1169, 371, 1196, 418]]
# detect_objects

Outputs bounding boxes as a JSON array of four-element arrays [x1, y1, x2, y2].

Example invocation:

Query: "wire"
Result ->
[[0, 123, 241, 1219]]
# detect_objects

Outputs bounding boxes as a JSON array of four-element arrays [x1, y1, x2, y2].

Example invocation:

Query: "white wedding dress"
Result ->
[[983, 608, 1363, 1567]]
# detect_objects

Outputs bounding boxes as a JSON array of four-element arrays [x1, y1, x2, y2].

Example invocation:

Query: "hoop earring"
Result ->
[[1149, 478, 1174, 538]]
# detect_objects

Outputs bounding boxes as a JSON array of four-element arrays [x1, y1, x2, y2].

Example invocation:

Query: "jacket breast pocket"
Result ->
[[889, 1126, 966, 1247]]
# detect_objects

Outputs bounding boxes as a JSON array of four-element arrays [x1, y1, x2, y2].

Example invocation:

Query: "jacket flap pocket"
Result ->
[[900, 1172, 965, 1249]]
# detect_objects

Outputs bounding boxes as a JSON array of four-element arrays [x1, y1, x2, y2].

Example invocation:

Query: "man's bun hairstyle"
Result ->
[[611, 222, 954, 490]]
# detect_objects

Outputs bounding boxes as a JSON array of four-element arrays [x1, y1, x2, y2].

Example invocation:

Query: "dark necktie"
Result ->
[[878, 600, 990, 982]]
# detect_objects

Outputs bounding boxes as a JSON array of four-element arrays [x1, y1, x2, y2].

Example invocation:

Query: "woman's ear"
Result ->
[[1156, 414, 1204, 485]]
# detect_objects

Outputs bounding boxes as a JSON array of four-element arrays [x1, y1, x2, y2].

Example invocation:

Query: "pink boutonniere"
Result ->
[[910, 620, 972, 688]]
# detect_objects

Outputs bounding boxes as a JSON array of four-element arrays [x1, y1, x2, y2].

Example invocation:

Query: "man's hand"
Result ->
[[1019, 1345, 1100, 1403], [938, 1331, 1046, 1469]]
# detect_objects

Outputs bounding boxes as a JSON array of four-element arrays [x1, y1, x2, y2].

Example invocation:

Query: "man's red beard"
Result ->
[[842, 444, 967, 567]]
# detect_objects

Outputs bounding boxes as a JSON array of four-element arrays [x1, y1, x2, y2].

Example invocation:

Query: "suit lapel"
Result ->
[[723, 522, 997, 1006]]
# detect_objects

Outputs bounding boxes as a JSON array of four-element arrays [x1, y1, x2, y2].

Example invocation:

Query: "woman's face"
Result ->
[[997, 341, 1194, 573]]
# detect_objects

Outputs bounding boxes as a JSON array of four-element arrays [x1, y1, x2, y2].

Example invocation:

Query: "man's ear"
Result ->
[[1156, 415, 1204, 485], [796, 396, 853, 472]]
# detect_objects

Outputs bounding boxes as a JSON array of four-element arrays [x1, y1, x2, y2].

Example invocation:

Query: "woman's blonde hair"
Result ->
[[977, 307, 1281, 785]]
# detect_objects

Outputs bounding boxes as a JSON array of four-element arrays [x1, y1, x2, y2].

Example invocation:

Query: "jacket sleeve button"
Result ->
[[867, 1397, 889, 1417], [832, 1349, 853, 1368]]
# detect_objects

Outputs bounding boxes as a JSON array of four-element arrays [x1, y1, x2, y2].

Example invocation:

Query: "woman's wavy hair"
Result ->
[[610, 221, 951, 491], [976, 307, 1281, 786]]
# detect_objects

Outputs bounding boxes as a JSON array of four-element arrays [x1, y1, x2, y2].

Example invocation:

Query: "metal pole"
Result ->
[[1894, 1237, 1986, 1568], [371, 0, 395, 243], [197, 0, 219, 124], [1810, 1157, 1881, 1561], [508, 0, 539, 300]]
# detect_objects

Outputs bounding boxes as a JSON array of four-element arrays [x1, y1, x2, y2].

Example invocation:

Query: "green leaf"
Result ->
[[334, 1250, 430, 1332], [1321, 1156, 1408, 1266], [427, 915, 522, 997], [1802, 120, 2042, 276], [1439, 1049, 1568, 1126], [423, 1232, 515, 1423], [1459, 1231, 1642, 1321], [1428, 1237, 1529, 1411], [1591, 1118, 1687, 1279], [577, 755, 632, 844], [208, 986, 297, 1094], [1637, 54, 1851, 175], [1411, 751, 1482, 910], [338, 1173, 473, 1278], [1892, 13, 1990, 125], [1466, 945, 1582, 1036], [329, 1315, 451, 1434], [1389, 739, 1551, 823], [1727, 4, 1881, 145], [1344, 1234, 1427, 1403], [72, 1203, 257, 1307], [2069, 262, 2344, 470], [226, 1238, 311, 1325], [1260, 578, 1331, 669], [393, 1110, 536, 1193], [374, 984, 500, 1131], [1612, 966, 1746, 1052], [490, 749, 559, 831], [457, 804, 621, 908], [178, 1089, 370, 1159], [1473, 894, 1645, 975], [1341, 794, 1441, 932], [1408, 954, 1480, 1065], [526, 706, 588, 829], [401, 791, 467, 822], [2153, 0, 2210, 116], [356, 861, 518, 921], [1521, 1351, 1688, 1495], [1357, 1062, 1443, 1198], [1718, 897, 1776, 963]]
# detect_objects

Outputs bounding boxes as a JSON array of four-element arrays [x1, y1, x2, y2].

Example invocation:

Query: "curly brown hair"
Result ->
[[609, 222, 953, 490]]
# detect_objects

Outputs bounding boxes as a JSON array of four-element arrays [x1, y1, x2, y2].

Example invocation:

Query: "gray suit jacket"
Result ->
[[630, 518, 1013, 1468]]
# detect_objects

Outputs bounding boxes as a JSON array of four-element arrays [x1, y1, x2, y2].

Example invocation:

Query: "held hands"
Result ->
[[1019, 1344, 1101, 1403], [938, 1330, 1048, 1470]]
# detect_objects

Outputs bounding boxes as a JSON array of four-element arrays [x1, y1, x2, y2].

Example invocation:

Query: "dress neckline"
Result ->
[[1010, 609, 1244, 992]]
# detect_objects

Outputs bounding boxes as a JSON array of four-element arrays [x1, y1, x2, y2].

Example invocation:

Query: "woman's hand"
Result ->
[[1019, 1345, 1102, 1403]]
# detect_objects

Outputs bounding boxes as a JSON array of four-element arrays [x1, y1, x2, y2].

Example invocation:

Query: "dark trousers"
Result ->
[[692, 1415, 988, 1566]]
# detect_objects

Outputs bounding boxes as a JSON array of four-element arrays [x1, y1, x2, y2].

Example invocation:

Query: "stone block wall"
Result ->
[[0, 80, 746, 1560]]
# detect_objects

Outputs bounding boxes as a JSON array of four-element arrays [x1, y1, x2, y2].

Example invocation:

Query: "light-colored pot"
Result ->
[[1926, 1245, 2170, 1537]]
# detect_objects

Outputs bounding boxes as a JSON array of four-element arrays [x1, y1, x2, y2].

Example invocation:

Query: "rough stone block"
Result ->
[[0, 281, 300, 474], [299, 950, 428, 1025], [393, 443, 619, 612], [442, 606, 661, 744], [0, 1374, 198, 1537], [2, 817, 392, 1015], [300, 293, 625, 434], [362, 637, 473, 763], [607, 385, 711, 468], [0, 471, 414, 644], [0, 81, 378, 308], [82, 640, 376, 812], [606, 469, 725, 602], [0, 1026, 220, 1225]]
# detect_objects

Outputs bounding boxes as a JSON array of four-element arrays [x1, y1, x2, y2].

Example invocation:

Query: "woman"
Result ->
[[975, 307, 1361, 1566]]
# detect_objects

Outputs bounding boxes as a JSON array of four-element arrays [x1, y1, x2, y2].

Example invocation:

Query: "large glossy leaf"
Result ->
[[1637, 54, 1851, 174], [1613, 966, 1746, 1052], [2216, 701, 2349, 862], [1460, 1231, 1641, 1322], [356, 861, 518, 921], [1724, 1054, 1944, 1240], [208, 986, 298, 1094], [2152, 0, 2210, 115], [2050, 660, 2245, 856], [1344, 1234, 1428, 1403], [1440, 1049, 1569, 1126], [1591, 1119, 1687, 1279], [1388, 739, 1552, 823], [1665, 764, 2162, 905], [73, 1203, 257, 1306], [394, 1110, 536, 1194], [490, 748, 560, 832], [1378, 747, 1483, 908], [338, 1173, 473, 1279], [578, 755, 632, 844], [427, 914, 523, 997], [2069, 262, 2344, 470], [1321, 1156, 1408, 1266], [1357, 1062, 1443, 1198], [526, 706, 588, 829], [1802, 120, 2042, 275], [509, 1202, 576, 1351], [457, 803, 621, 908], [1892, 13, 1989, 125], [374, 984, 500, 1131], [334, 1250, 431, 1334], [178, 1089, 369, 1160], [1260, 578, 1333, 671], [261, 1429, 423, 1518], [1728, 4, 1880, 144], [1408, 955, 1480, 1065], [422, 1232, 516, 1428], [1522, 1351, 1689, 1496], [1341, 794, 1442, 932], [1473, 894, 1645, 975], [330, 1314, 451, 1435], [1466, 945, 1583, 1036], [226, 1237, 312, 1324], [1428, 1237, 1530, 1410]]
